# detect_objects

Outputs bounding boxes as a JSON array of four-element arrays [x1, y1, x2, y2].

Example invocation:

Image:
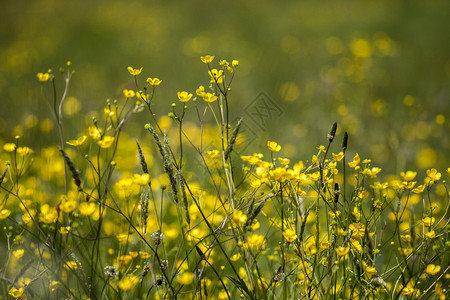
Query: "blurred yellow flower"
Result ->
[[200, 55, 215, 64], [362, 261, 377, 276], [88, 126, 102, 139], [400, 171, 417, 181], [332, 152, 344, 162], [398, 247, 413, 256], [412, 184, 426, 194], [147, 77, 162, 86], [37, 72, 50, 82], [78, 202, 97, 216], [66, 136, 87, 146], [426, 168, 441, 183], [97, 136, 115, 148], [64, 261, 80, 270], [0, 209, 11, 220], [282, 228, 297, 242], [422, 217, 435, 226], [136, 91, 147, 101], [232, 60, 239, 67], [17, 146, 30, 156], [267, 141, 281, 152], [399, 282, 415, 295], [128, 66, 142, 76], [8, 287, 24, 298], [425, 264, 441, 275], [123, 89, 135, 98], [278, 157, 290, 165], [247, 234, 265, 249], [230, 253, 241, 261], [139, 251, 151, 259], [425, 230, 435, 238], [177, 91, 192, 102], [3, 143, 16, 152], [335, 246, 349, 257], [13, 249, 24, 258], [118, 275, 139, 291], [133, 173, 150, 185], [116, 233, 130, 243], [232, 210, 248, 226], [202, 92, 218, 103], [177, 272, 195, 285], [104, 108, 115, 117], [59, 226, 71, 234]]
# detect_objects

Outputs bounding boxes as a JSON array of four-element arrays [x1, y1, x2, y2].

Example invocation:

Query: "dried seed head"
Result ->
[[224, 118, 242, 161], [160, 260, 168, 271], [342, 132, 348, 151], [328, 122, 338, 142], [136, 140, 149, 174], [333, 182, 340, 203], [142, 263, 150, 277], [151, 230, 165, 245], [58, 147, 82, 190]]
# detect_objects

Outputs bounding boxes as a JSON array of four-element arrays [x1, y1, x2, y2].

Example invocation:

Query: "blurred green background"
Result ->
[[1, 0, 449, 173]]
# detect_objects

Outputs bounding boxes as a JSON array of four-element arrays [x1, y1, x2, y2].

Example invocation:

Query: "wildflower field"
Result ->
[[1, 1, 449, 299]]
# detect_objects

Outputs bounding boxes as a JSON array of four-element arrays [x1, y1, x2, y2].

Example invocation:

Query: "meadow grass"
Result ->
[[0, 57, 449, 299]]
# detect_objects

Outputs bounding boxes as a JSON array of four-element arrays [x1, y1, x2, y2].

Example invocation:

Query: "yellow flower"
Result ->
[[17, 146, 30, 156], [127, 66, 142, 76], [136, 91, 147, 101], [39, 204, 58, 224], [399, 282, 415, 295], [335, 246, 350, 257], [59, 226, 71, 234], [328, 211, 341, 218], [362, 261, 377, 276], [66, 136, 87, 146], [422, 217, 435, 227], [9, 287, 24, 298], [200, 55, 215, 64], [196, 85, 205, 97], [232, 60, 239, 67], [348, 153, 360, 168], [425, 230, 435, 238], [118, 275, 139, 291], [209, 69, 224, 84], [78, 202, 97, 216], [104, 108, 115, 117], [312, 155, 319, 166], [123, 89, 135, 98], [400, 171, 417, 181], [147, 77, 162, 86], [425, 264, 441, 275], [116, 233, 130, 243], [88, 126, 102, 139], [412, 184, 426, 194], [349, 222, 365, 239], [177, 272, 195, 285], [3, 143, 16, 152], [267, 141, 281, 152], [64, 261, 80, 270], [139, 251, 151, 259], [13, 249, 24, 258], [50, 280, 61, 292], [365, 167, 382, 178], [232, 210, 248, 226], [332, 152, 344, 162], [202, 92, 218, 103], [427, 168, 441, 183], [0, 209, 11, 220], [177, 91, 192, 102], [133, 173, 150, 185], [247, 234, 265, 249], [398, 247, 413, 256], [230, 253, 241, 261], [282, 228, 298, 242], [97, 136, 115, 148], [118, 255, 133, 265], [37, 72, 50, 82], [278, 157, 290, 166]]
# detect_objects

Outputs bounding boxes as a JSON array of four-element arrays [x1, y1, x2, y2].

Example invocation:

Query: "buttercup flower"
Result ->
[[66, 136, 87, 146], [37, 72, 50, 82], [97, 136, 115, 148], [201, 55, 215, 64], [267, 141, 281, 152], [118, 275, 139, 291], [9, 287, 24, 298], [1, 209, 11, 220], [209, 69, 224, 84], [123, 89, 135, 98], [282, 228, 298, 242], [13, 249, 24, 258], [400, 170, 417, 181], [196, 85, 205, 97], [202, 92, 218, 103], [17, 146, 30, 156], [336, 246, 350, 257], [177, 91, 192, 102], [147, 77, 162, 86], [3, 143, 16, 152], [89, 126, 102, 139], [232, 60, 239, 67], [128, 66, 142, 76], [425, 264, 441, 275]]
